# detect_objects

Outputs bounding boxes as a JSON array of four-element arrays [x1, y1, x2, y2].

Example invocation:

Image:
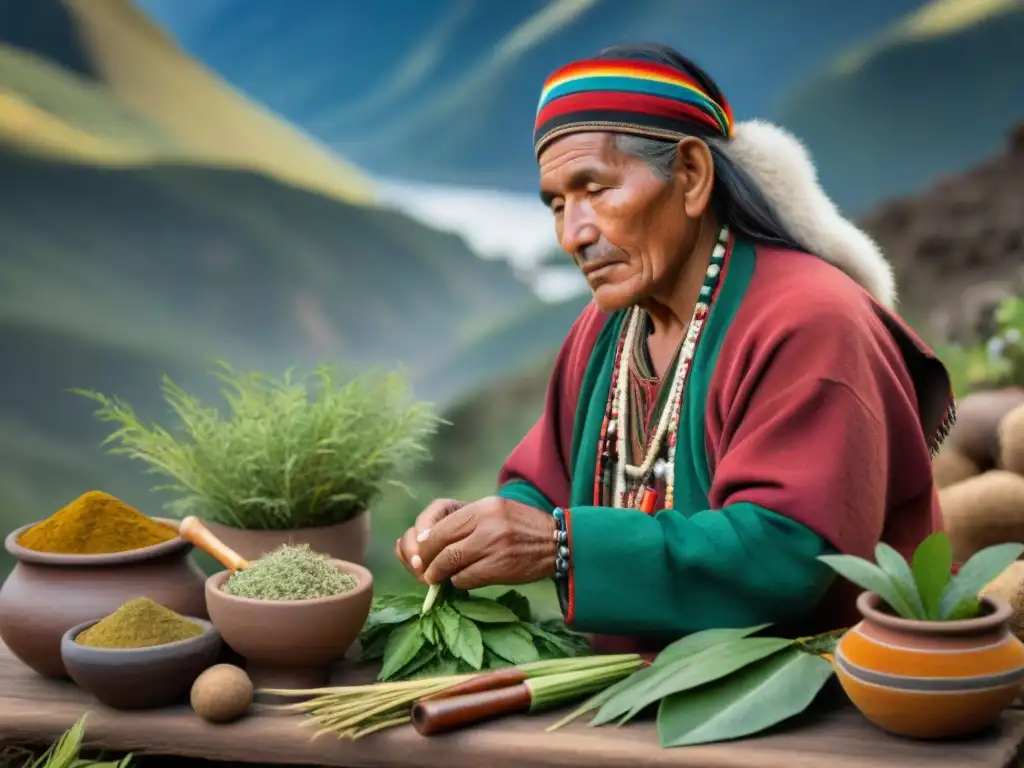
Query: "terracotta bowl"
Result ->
[[61, 617, 222, 709], [0, 518, 207, 678], [205, 559, 373, 689], [835, 591, 1024, 739], [202, 511, 370, 565]]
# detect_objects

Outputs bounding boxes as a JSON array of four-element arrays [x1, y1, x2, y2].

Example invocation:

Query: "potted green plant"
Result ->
[[75, 361, 441, 564], [819, 533, 1024, 740]]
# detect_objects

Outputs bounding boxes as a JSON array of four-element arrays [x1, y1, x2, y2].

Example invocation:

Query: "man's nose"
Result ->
[[560, 205, 600, 257]]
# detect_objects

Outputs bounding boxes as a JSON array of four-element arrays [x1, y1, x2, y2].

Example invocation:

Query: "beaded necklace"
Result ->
[[595, 225, 730, 511]]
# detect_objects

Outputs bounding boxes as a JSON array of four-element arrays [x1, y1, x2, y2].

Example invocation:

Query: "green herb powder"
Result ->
[[222, 544, 357, 601]]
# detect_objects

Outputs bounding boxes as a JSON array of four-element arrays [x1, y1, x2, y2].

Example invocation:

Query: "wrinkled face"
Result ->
[[538, 132, 706, 311]]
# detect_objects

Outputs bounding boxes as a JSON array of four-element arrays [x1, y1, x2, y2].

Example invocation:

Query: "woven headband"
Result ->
[[534, 58, 734, 157]]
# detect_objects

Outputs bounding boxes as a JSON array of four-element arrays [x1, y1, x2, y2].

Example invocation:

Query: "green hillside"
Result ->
[[775, 0, 1024, 213]]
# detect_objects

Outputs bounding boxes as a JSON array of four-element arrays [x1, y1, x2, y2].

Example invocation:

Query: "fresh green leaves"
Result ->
[[818, 532, 1024, 621], [74, 362, 442, 530], [939, 542, 1024, 619], [551, 624, 838, 748], [360, 590, 589, 681], [911, 532, 952, 618], [591, 636, 793, 725], [817, 552, 918, 618], [656, 647, 835, 747]]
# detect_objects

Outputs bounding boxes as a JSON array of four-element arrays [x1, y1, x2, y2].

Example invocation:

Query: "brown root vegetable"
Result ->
[[931, 446, 981, 489], [946, 389, 1024, 470], [939, 470, 1024, 562], [998, 403, 1024, 476], [190, 664, 254, 723], [982, 561, 1024, 640]]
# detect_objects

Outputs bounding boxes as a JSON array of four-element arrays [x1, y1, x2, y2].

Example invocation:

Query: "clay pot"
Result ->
[[61, 617, 222, 710], [202, 511, 370, 565], [835, 591, 1024, 739], [204, 559, 373, 689], [0, 518, 207, 679]]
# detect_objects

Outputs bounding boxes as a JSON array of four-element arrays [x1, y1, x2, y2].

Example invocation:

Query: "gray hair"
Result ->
[[614, 134, 807, 252]]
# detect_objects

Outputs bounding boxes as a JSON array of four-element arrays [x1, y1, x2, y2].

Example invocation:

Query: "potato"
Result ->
[[946, 389, 1024, 470], [191, 663, 254, 723], [998, 403, 1024, 476], [982, 561, 1024, 640], [932, 446, 981, 489], [939, 470, 1024, 562]]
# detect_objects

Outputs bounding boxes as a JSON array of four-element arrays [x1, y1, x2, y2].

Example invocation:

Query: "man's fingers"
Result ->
[[417, 502, 477, 569], [422, 537, 476, 586], [396, 529, 427, 582], [415, 498, 462, 535], [449, 561, 492, 591]]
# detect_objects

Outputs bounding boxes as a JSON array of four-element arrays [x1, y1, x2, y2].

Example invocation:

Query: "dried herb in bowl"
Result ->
[[221, 544, 357, 601], [360, 586, 590, 681]]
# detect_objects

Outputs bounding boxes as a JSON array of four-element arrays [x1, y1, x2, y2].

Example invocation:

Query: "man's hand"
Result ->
[[395, 496, 557, 590]]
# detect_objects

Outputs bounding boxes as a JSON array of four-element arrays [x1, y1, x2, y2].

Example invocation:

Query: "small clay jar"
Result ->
[[835, 591, 1024, 739], [0, 519, 207, 678]]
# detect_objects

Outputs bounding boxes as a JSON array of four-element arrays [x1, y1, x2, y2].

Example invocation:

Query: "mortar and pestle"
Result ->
[[177, 516, 373, 689]]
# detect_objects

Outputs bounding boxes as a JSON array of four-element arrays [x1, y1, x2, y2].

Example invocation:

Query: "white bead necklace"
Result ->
[[608, 225, 730, 509]]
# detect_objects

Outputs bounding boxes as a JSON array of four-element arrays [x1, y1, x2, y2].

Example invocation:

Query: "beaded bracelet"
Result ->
[[552, 508, 570, 614], [552, 507, 570, 577]]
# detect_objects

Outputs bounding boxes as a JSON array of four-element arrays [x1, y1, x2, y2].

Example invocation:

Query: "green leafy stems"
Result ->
[[360, 586, 590, 682], [549, 624, 838, 748], [1, 713, 134, 768], [73, 361, 442, 531], [818, 532, 1024, 621]]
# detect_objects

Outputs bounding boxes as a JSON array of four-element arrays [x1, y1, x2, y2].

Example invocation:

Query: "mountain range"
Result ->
[[0, 0, 537, 536], [135, 0, 1023, 212]]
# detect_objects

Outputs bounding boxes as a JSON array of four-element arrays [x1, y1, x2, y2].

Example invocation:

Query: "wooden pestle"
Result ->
[[411, 684, 532, 736], [178, 516, 250, 571]]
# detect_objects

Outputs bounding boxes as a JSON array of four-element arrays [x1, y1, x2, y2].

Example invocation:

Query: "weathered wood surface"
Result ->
[[2, 642, 1024, 768]]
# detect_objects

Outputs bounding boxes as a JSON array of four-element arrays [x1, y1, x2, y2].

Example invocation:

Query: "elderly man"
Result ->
[[396, 43, 954, 650]]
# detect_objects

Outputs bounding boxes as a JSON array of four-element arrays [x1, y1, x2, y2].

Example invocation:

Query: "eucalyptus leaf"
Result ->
[[496, 590, 533, 621], [875, 543, 926, 619], [655, 624, 772, 667], [939, 542, 1024, 619], [452, 598, 520, 623], [657, 647, 835, 747], [452, 616, 484, 669], [480, 625, 541, 665], [591, 637, 793, 726], [818, 554, 916, 618], [911, 532, 952, 620], [554, 625, 770, 731], [379, 620, 426, 681]]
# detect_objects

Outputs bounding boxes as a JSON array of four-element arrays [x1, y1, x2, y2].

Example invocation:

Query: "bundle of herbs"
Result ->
[[263, 654, 645, 740], [360, 585, 590, 681], [74, 361, 441, 531]]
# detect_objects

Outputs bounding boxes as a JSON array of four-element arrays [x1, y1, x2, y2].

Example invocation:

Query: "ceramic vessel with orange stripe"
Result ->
[[835, 591, 1024, 739]]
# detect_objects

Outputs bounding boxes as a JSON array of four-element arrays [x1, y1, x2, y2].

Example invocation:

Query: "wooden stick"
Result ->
[[178, 516, 250, 571]]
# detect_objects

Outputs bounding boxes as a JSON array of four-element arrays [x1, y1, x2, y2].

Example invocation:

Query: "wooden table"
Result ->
[[2, 642, 1024, 768]]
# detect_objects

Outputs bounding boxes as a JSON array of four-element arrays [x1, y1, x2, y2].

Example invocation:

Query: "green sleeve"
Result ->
[[497, 480, 555, 514], [565, 502, 837, 635]]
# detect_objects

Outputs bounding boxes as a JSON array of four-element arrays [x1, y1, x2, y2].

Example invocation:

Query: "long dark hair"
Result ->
[[595, 43, 807, 252]]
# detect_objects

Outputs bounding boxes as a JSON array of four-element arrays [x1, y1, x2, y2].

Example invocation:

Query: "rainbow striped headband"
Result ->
[[534, 58, 734, 157]]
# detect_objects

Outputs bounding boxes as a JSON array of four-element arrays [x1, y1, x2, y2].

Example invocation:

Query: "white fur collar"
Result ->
[[721, 120, 897, 309]]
